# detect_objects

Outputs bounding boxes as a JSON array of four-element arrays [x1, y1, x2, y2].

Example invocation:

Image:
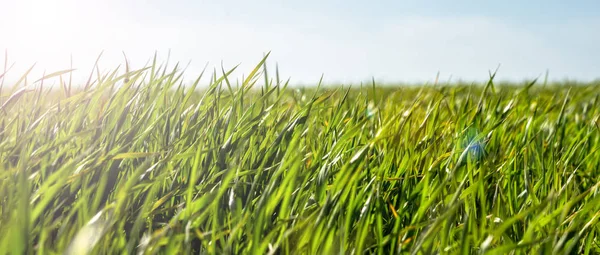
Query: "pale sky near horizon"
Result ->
[[0, 0, 599, 86]]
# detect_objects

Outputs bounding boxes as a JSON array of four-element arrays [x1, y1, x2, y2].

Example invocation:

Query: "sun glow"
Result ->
[[6, 0, 80, 54], [1, 0, 116, 81]]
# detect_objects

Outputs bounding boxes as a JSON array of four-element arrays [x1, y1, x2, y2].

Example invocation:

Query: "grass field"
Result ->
[[1, 55, 600, 254]]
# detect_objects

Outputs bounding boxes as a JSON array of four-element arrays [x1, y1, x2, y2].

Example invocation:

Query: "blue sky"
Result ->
[[1, 0, 599, 85]]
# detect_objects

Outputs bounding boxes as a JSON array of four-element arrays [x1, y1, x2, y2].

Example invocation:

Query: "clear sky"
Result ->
[[1, 0, 599, 85]]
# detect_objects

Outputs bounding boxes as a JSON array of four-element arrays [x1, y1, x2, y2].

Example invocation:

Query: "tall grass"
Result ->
[[0, 54, 599, 254]]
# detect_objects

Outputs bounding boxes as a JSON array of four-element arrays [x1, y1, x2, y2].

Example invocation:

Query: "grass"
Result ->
[[1, 54, 600, 254]]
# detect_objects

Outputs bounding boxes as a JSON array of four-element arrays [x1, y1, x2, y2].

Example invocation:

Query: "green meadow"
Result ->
[[1, 55, 599, 254]]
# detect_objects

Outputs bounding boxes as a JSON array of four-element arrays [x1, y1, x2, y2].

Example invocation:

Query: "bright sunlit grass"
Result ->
[[0, 54, 599, 254]]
